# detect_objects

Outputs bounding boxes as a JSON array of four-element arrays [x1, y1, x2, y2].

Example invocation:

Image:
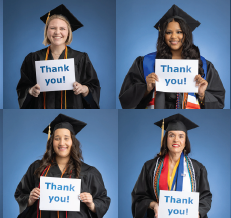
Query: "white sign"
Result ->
[[155, 59, 198, 93], [158, 190, 199, 218], [40, 176, 81, 211], [35, 59, 76, 92]]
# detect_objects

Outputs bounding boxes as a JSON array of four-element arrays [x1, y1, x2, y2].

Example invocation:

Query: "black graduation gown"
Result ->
[[131, 157, 212, 218], [15, 161, 110, 218], [119, 56, 225, 109], [17, 47, 100, 109]]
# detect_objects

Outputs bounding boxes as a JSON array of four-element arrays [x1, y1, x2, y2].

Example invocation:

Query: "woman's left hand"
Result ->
[[73, 82, 89, 97], [79, 192, 96, 213], [194, 75, 208, 99]]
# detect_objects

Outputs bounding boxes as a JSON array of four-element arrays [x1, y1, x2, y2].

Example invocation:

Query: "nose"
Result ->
[[59, 138, 65, 145], [54, 28, 60, 34], [171, 32, 177, 39]]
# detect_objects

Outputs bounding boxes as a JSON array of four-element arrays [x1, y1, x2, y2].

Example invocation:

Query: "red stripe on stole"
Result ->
[[147, 98, 155, 106], [186, 102, 200, 109], [159, 153, 169, 190]]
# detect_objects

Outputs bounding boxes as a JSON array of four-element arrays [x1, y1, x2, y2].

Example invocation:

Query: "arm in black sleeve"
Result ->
[[204, 61, 225, 109], [119, 57, 153, 109], [198, 166, 212, 218]]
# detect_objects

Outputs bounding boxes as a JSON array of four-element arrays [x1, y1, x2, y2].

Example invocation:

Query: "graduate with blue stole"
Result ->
[[132, 114, 212, 218], [119, 5, 225, 109]]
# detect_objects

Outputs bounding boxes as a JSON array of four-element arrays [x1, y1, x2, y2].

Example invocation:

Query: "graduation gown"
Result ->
[[17, 47, 100, 109], [119, 56, 225, 109], [15, 160, 110, 218], [131, 157, 212, 218]]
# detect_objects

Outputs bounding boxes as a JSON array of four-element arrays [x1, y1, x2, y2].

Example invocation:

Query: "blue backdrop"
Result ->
[[0, 110, 2, 218], [3, 0, 116, 109], [0, 0, 2, 109], [3, 110, 118, 218], [118, 110, 230, 217], [116, 0, 230, 109]]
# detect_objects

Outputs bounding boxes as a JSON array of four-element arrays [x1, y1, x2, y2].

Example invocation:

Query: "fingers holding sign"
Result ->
[[73, 82, 89, 97], [149, 201, 159, 218], [79, 192, 96, 212], [146, 73, 159, 92], [29, 84, 40, 97], [28, 187, 40, 206], [194, 75, 208, 98]]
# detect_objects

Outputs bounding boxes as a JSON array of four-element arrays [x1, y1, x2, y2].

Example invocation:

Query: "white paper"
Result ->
[[35, 59, 75, 92], [158, 190, 199, 218], [155, 59, 198, 93], [40, 176, 81, 211]]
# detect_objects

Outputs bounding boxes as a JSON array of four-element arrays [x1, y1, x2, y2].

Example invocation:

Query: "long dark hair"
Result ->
[[156, 17, 204, 77], [157, 131, 191, 158], [34, 132, 83, 178]]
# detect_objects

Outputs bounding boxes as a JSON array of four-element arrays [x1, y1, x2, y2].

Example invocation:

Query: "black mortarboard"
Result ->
[[154, 4, 200, 32], [40, 4, 83, 32], [154, 113, 198, 133], [43, 114, 87, 137]]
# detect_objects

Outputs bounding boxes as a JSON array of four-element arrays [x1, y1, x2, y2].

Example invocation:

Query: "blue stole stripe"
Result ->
[[170, 153, 184, 191]]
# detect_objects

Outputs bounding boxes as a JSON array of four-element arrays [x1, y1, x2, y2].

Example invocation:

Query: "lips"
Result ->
[[172, 144, 180, 147], [170, 41, 179, 45], [58, 147, 68, 151]]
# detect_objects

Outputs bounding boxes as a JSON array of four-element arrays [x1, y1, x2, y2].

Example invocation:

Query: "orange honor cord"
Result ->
[[37, 165, 70, 218], [43, 46, 50, 109], [44, 46, 68, 109]]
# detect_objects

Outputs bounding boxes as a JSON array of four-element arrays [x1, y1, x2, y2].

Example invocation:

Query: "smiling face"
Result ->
[[167, 130, 186, 155], [47, 18, 69, 47], [164, 20, 185, 53], [53, 128, 72, 159]]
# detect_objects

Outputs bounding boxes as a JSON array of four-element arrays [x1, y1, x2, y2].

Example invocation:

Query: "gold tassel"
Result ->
[[46, 11, 50, 24], [159, 119, 164, 155], [48, 124, 51, 141]]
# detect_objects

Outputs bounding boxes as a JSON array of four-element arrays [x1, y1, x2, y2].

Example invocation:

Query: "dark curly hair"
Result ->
[[34, 131, 83, 178], [156, 17, 204, 77], [157, 131, 191, 158]]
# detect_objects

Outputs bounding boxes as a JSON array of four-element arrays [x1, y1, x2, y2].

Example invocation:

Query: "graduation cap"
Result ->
[[154, 4, 200, 32], [154, 113, 198, 148], [40, 4, 83, 32], [43, 114, 87, 140]]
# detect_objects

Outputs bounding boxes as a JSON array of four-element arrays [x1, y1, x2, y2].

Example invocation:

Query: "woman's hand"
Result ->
[[28, 187, 40, 206], [149, 201, 159, 218], [73, 82, 89, 97], [194, 75, 208, 100], [29, 84, 40, 97], [146, 73, 159, 92], [79, 192, 96, 213]]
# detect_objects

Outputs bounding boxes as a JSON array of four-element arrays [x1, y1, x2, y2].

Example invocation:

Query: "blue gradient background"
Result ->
[[0, 110, 2, 218], [116, 0, 230, 109], [3, 110, 118, 218], [0, 0, 2, 109], [118, 110, 230, 217], [3, 0, 116, 109]]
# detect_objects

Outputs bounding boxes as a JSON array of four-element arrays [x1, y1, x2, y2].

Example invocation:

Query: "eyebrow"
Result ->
[[54, 135, 70, 137]]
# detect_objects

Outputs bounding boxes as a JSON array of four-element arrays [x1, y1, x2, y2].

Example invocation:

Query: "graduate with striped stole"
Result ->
[[132, 113, 212, 218]]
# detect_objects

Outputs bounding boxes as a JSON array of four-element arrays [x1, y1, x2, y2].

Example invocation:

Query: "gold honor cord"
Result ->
[[43, 46, 68, 109], [160, 119, 164, 154]]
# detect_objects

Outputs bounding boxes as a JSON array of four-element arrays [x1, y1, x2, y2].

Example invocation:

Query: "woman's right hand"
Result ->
[[28, 188, 40, 206], [29, 84, 40, 97], [146, 73, 159, 92], [149, 201, 159, 218]]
